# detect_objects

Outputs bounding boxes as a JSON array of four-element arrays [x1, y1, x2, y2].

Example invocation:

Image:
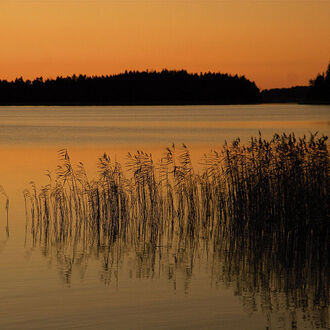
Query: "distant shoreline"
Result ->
[[1, 66, 329, 105], [0, 70, 260, 106], [0, 101, 262, 106], [0, 101, 329, 106]]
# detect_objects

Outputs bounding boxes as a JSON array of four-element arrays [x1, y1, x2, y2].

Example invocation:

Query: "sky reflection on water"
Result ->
[[0, 104, 329, 329]]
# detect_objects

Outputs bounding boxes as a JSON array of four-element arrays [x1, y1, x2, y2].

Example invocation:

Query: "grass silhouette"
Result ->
[[23, 132, 329, 328]]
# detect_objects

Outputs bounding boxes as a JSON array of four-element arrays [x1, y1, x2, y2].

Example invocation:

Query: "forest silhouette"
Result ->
[[0, 64, 329, 105], [0, 70, 260, 105], [262, 62, 330, 104]]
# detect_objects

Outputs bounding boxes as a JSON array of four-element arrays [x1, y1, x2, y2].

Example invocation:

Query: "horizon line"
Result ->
[[0, 69, 312, 91]]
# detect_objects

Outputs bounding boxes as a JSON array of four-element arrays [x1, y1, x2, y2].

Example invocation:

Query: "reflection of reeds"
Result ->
[[24, 133, 329, 328]]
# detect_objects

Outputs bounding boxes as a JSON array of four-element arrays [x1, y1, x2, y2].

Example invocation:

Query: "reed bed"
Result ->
[[24, 132, 329, 244], [24, 132, 329, 328]]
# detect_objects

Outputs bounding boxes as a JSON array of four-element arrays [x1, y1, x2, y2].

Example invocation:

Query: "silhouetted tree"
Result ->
[[307, 62, 330, 103]]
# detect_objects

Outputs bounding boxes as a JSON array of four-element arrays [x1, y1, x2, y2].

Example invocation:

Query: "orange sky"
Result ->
[[0, 0, 329, 89]]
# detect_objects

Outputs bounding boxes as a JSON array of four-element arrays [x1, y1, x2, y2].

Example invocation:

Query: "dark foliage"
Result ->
[[261, 62, 330, 104], [261, 86, 309, 103], [0, 70, 260, 105], [307, 63, 330, 103]]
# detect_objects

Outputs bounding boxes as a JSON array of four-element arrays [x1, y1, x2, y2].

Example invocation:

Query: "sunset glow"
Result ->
[[1, 0, 329, 89]]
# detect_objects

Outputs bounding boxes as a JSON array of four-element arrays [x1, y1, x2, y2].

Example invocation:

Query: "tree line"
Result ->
[[0, 70, 260, 105], [1, 65, 328, 105], [262, 62, 330, 104]]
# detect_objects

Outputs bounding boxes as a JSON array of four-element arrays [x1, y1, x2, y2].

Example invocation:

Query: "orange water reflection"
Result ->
[[0, 105, 329, 329]]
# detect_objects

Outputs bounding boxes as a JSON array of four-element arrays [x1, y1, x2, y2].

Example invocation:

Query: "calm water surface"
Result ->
[[0, 104, 329, 147], [0, 104, 329, 329]]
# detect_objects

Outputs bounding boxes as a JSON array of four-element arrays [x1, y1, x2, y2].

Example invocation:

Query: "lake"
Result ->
[[0, 104, 329, 329]]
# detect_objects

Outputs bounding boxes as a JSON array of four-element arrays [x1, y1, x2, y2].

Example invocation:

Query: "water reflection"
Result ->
[[24, 134, 329, 329], [0, 104, 329, 147], [24, 212, 329, 328]]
